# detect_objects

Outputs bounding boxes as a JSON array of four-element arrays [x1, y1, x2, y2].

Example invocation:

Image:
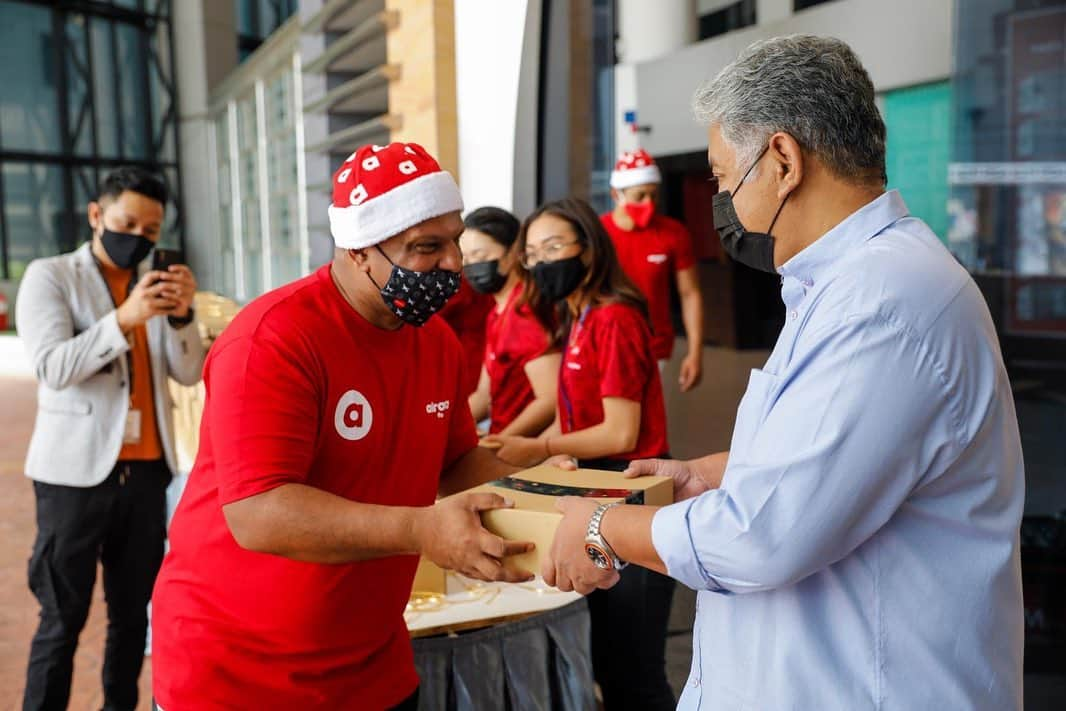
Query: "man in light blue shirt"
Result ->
[[542, 35, 1024, 709]]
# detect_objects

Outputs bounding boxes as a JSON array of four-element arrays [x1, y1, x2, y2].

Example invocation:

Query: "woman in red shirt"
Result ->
[[486, 197, 675, 711], [462, 207, 559, 436]]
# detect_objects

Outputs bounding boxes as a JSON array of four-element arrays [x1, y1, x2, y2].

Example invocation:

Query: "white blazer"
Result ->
[[15, 242, 206, 487]]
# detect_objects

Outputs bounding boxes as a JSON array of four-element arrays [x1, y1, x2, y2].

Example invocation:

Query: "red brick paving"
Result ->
[[0, 376, 152, 710]]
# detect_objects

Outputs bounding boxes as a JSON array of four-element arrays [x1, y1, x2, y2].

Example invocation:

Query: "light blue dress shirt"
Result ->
[[652, 191, 1024, 710]]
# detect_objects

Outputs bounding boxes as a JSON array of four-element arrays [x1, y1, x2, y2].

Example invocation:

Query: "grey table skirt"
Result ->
[[412, 599, 595, 711]]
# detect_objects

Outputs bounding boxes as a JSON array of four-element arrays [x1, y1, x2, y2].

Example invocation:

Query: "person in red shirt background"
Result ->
[[437, 264, 494, 396], [601, 148, 705, 392], [461, 206, 559, 436], [485, 198, 676, 711], [151, 143, 532, 711]]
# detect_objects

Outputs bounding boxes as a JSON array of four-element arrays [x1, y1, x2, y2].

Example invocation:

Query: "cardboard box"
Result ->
[[474, 465, 673, 574], [411, 556, 447, 594]]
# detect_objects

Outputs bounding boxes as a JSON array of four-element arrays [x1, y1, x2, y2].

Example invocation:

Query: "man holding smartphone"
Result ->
[[15, 166, 205, 711]]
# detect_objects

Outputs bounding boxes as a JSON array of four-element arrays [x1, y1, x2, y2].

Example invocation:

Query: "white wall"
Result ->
[[613, 64, 640, 156], [617, 0, 696, 64], [635, 0, 955, 157], [0, 335, 31, 377], [454, 0, 542, 217]]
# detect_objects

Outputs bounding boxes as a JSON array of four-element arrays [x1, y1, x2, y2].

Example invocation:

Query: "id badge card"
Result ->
[[124, 408, 142, 444]]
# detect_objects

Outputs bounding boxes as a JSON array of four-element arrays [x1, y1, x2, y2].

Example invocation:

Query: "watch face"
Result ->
[[585, 543, 612, 570]]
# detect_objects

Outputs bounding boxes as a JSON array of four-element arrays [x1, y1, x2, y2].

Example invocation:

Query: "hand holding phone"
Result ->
[[150, 248, 196, 317]]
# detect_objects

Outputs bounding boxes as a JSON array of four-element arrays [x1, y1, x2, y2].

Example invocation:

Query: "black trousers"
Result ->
[[24, 459, 171, 711], [581, 457, 676, 711], [389, 687, 419, 710]]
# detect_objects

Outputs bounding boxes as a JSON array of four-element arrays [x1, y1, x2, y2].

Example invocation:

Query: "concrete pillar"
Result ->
[[172, 0, 237, 293], [385, 0, 459, 177], [617, 0, 697, 64], [296, 0, 333, 270]]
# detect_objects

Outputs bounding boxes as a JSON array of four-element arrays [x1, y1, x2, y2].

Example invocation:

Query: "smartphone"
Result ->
[[151, 249, 185, 310], [152, 248, 185, 274]]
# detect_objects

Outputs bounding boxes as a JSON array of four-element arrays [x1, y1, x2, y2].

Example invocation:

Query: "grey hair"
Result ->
[[693, 35, 886, 185]]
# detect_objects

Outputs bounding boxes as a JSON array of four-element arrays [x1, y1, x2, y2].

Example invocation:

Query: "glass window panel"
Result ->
[[237, 94, 257, 150], [238, 0, 256, 36], [219, 203, 236, 298], [0, 4, 61, 152], [266, 71, 291, 136], [71, 166, 97, 241], [65, 14, 94, 156], [91, 19, 120, 158], [270, 195, 301, 287], [215, 115, 232, 208], [160, 166, 181, 248], [242, 199, 262, 297], [3, 163, 67, 281], [116, 22, 150, 160], [150, 22, 176, 162]]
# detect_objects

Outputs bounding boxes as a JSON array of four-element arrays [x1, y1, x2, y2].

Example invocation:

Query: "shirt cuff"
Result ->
[[100, 310, 132, 359], [652, 498, 728, 592], [167, 308, 196, 329]]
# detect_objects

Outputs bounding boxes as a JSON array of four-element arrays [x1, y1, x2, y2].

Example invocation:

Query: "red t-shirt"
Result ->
[[151, 265, 478, 710], [601, 212, 696, 360], [558, 302, 668, 461], [437, 278, 494, 397], [484, 285, 551, 434]]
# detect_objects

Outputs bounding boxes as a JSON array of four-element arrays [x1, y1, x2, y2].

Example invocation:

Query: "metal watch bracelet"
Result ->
[[586, 502, 628, 570]]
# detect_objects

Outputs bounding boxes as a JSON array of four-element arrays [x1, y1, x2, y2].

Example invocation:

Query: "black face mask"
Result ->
[[464, 259, 507, 294], [531, 255, 585, 303], [369, 245, 461, 327], [100, 228, 155, 270], [712, 146, 789, 274]]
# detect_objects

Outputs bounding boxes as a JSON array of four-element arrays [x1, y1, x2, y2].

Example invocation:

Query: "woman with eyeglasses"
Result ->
[[484, 197, 675, 711], [461, 207, 560, 436]]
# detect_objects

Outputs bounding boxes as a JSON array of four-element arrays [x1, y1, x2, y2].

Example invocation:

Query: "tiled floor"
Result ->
[[0, 376, 154, 710], [658, 344, 771, 697]]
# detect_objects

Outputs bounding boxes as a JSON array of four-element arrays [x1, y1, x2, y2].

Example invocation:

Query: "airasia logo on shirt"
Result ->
[[425, 400, 451, 419], [646, 253, 668, 265], [335, 390, 373, 441]]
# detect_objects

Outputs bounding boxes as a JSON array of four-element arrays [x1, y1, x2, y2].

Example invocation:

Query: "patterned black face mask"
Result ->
[[369, 245, 461, 327]]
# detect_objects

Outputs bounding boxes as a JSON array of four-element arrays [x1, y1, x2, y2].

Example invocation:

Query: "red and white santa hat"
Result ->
[[328, 142, 464, 249], [610, 148, 662, 190]]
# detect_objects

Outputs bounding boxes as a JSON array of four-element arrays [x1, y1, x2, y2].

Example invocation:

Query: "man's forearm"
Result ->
[[439, 445, 519, 496], [600, 504, 668, 575], [222, 483, 423, 564]]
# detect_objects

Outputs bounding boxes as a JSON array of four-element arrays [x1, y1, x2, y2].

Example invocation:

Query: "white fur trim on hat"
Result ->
[[610, 164, 662, 190], [328, 171, 464, 249]]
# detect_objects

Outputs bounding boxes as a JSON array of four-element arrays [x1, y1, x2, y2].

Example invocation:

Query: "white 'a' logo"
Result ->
[[335, 390, 373, 440]]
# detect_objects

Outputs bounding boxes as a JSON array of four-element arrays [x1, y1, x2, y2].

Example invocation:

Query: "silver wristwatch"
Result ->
[[585, 502, 628, 571]]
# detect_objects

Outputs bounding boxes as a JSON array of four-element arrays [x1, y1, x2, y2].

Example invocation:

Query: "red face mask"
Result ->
[[623, 200, 655, 230]]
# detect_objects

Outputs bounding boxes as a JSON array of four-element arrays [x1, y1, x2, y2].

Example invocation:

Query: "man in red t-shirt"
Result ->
[[601, 148, 705, 392], [151, 143, 531, 710]]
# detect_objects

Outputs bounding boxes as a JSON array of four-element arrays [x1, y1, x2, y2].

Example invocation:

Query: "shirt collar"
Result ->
[[777, 189, 909, 289]]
